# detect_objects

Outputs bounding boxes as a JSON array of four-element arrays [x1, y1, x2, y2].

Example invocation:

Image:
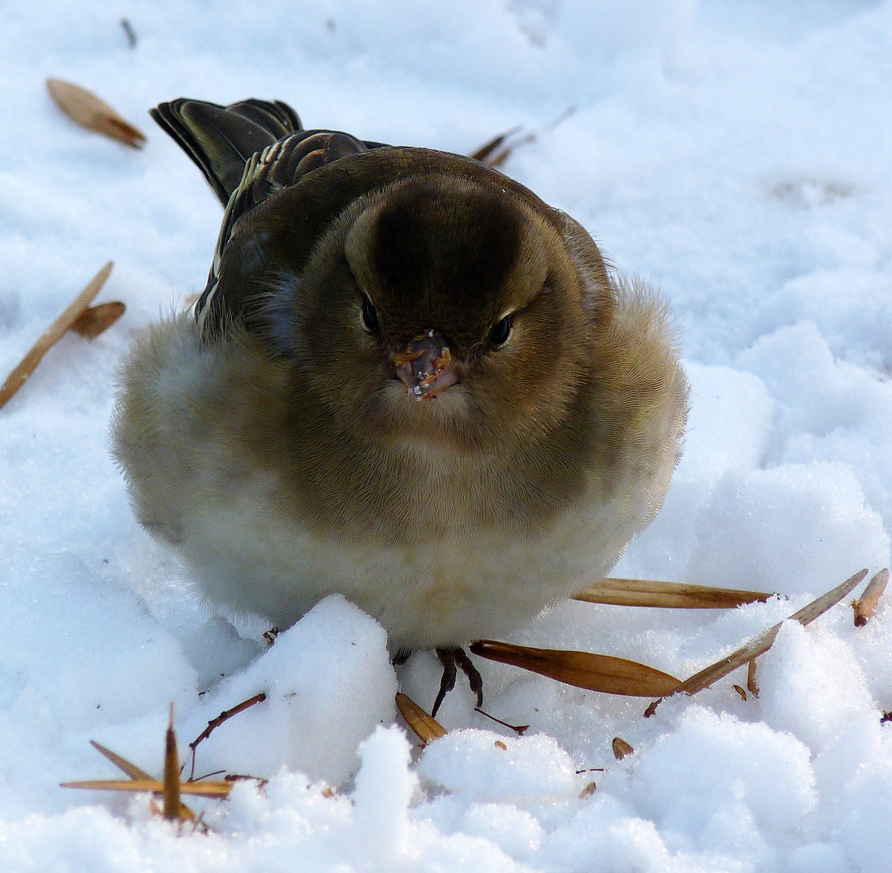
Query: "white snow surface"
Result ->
[[2, 1, 892, 870]]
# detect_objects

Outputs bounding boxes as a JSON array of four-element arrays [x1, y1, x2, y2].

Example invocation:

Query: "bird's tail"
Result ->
[[150, 98, 303, 206]]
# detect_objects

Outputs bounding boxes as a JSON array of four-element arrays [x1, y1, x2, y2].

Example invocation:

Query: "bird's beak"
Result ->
[[394, 329, 462, 400]]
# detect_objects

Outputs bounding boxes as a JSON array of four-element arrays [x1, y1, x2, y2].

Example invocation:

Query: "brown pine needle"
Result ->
[[0, 261, 114, 411], [89, 740, 154, 781], [70, 301, 126, 339], [88, 742, 199, 819], [470, 641, 680, 697], [47, 79, 146, 148], [852, 568, 889, 627], [396, 692, 447, 745], [574, 578, 773, 609], [163, 705, 181, 821], [645, 568, 869, 716], [60, 778, 232, 797]]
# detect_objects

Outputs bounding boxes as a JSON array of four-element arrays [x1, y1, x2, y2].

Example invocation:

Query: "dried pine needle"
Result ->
[[574, 578, 772, 609], [163, 705, 181, 821], [645, 569, 869, 716]]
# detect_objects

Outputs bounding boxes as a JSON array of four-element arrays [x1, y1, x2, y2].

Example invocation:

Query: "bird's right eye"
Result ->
[[360, 295, 379, 332]]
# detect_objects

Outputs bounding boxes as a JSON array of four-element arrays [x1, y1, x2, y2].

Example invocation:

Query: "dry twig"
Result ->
[[188, 693, 267, 780]]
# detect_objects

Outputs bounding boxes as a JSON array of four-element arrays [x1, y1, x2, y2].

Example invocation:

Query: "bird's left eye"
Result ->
[[360, 295, 379, 332], [487, 314, 514, 347]]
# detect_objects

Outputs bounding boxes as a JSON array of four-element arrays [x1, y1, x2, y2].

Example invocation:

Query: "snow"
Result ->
[[1, 0, 891, 870]]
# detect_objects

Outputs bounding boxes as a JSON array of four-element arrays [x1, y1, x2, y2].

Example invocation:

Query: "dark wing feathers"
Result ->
[[151, 98, 303, 205]]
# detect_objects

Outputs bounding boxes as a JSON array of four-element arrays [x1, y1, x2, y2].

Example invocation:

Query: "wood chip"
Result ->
[[852, 568, 889, 627], [47, 79, 146, 148], [747, 659, 759, 697], [396, 692, 447, 744], [469, 641, 680, 697], [70, 301, 125, 339], [644, 568, 869, 716], [612, 737, 634, 760], [573, 578, 773, 609], [0, 262, 114, 411]]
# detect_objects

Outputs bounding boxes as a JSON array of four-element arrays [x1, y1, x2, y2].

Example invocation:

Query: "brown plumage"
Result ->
[[113, 98, 688, 710]]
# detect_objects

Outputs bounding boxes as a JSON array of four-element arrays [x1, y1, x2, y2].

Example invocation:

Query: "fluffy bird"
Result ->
[[113, 98, 689, 713]]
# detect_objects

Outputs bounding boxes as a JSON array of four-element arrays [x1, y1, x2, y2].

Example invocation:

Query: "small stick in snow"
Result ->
[[188, 692, 267, 781], [852, 568, 889, 626], [120, 18, 137, 48], [0, 262, 114, 411], [474, 707, 529, 736]]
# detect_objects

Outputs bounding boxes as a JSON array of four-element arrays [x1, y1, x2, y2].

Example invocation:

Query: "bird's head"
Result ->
[[277, 170, 614, 453]]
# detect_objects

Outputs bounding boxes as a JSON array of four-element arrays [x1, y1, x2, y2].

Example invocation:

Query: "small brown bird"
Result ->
[[113, 98, 688, 714]]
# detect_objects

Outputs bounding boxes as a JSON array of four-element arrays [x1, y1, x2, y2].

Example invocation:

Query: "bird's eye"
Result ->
[[360, 295, 379, 332], [487, 314, 514, 347]]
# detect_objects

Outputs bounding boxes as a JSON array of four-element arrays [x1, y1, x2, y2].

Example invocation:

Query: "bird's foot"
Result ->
[[431, 646, 484, 718], [391, 648, 412, 666]]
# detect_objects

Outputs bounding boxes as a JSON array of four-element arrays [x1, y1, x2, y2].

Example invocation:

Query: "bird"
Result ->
[[112, 97, 689, 716]]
